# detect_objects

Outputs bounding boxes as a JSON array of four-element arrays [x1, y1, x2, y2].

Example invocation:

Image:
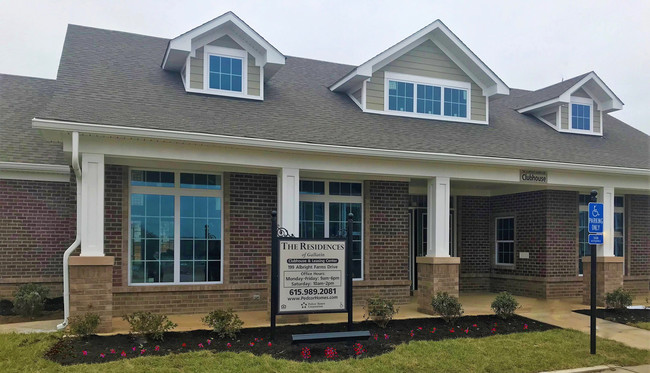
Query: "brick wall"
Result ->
[[104, 165, 125, 287], [458, 190, 582, 298], [457, 196, 490, 291], [0, 176, 75, 297], [628, 195, 649, 277], [366, 181, 409, 282], [544, 191, 579, 277], [490, 191, 548, 277], [228, 173, 277, 284], [626, 194, 650, 294]]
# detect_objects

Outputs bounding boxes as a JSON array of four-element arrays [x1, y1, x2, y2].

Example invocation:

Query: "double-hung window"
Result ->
[[130, 170, 223, 285], [495, 217, 515, 265], [203, 46, 246, 95], [298, 180, 363, 280], [570, 97, 593, 132], [385, 73, 469, 119]]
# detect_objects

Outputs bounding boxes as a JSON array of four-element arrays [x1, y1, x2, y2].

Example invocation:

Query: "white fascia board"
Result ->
[[164, 11, 284, 70], [0, 161, 70, 182], [32, 118, 650, 177], [517, 98, 563, 114], [331, 20, 509, 96], [560, 72, 623, 111]]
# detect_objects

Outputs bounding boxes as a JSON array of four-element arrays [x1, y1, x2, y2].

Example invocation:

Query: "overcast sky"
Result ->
[[1, 0, 648, 135]]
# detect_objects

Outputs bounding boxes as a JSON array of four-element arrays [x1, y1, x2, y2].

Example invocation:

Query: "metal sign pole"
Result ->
[[346, 212, 354, 332], [589, 190, 597, 355], [270, 211, 278, 340]]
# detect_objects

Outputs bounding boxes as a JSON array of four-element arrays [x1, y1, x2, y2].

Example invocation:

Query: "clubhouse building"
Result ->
[[0, 12, 648, 332]]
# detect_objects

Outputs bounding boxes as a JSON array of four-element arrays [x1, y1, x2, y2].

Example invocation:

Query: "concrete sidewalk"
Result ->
[[542, 364, 650, 372]]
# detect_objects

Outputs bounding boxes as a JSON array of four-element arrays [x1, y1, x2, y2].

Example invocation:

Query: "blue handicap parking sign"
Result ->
[[587, 203, 604, 233], [588, 234, 603, 245]]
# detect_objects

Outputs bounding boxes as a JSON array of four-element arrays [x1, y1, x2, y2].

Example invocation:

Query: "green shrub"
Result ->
[[0, 299, 14, 316], [122, 311, 177, 341], [202, 309, 243, 339], [68, 313, 100, 337], [13, 283, 49, 317], [491, 292, 520, 319], [431, 292, 463, 325], [605, 288, 633, 310], [365, 297, 399, 328]]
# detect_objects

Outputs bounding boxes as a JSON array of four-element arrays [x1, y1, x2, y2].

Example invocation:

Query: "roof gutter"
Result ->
[[32, 118, 650, 177], [57, 131, 81, 331]]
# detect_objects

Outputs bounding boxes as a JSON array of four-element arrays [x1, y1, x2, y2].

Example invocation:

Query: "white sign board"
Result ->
[[278, 239, 346, 314]]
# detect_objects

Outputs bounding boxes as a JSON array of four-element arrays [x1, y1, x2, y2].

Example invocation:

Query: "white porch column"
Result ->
[[426, 177, 450, 257], [278, 168, 299, 236], [597, 186, 615, 257], [80, 153, 105, 256]]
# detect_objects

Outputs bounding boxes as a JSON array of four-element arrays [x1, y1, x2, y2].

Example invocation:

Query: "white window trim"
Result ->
[[128, 168, 224, 286], [614, 196, 625, 275], [567, 97, 595, 135], [495, 216, 515, 266], [381, 71, 473, 122], [200, 45, 250, 99], [299, 180, 364, 281]]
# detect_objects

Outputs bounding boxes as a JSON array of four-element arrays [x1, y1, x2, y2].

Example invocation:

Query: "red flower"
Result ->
[[121, 351, 126, 357], [226, 343, 232, 348], [249, 342, 255, 347], [491, 327, 496, 333], [198, 343, 204, 348], [384, 334, 389, 340], [207, 339, 212, 345], [431, 327, 437, 333], [100, 353, 105, 358], [132, 346, 137, 352], [154, 345, 160, 351], [409, 330, 414, 337], [524, 324, 528, 330], [82, 350, 87, 356], [373, 334, 378, 340], [301, 347, 311, 359], [324, 347, 338, 359], [417, 327, 423, 330], [268, 342, 272, 347], [464, 328, 469, 334], [472, 324, 477, 327], [450, 328, 455, 333], [140, 349, 146, 355], [181, 343, 186, 348], [110, 349, 116, 354], [353, 343, 366, 356]]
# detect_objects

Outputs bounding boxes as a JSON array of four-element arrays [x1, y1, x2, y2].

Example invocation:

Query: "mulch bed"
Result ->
[[45, 315, 555, 365], [574, 308, 649, 326]]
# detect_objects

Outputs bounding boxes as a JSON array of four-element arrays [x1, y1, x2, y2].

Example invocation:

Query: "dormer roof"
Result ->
[[330, 19, 509, 97], [516, 71, 624, 114], [162, 11, 285, 81]]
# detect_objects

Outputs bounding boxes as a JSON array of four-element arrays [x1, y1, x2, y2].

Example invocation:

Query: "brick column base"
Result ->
[[69, 256, 114, 333], [416, 257, 460, 315], [582, 256, 624, 307], [266, 257, 308, 324]]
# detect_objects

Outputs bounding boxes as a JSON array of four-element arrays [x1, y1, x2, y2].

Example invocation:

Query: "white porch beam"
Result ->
[[278, 168, 300, 236], [426, 177, 450, 257], [597, 186, 615, 257], [80, 153, 105, 256]]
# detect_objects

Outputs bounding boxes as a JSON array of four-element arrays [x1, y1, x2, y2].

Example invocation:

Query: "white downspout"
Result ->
[[57, 132, 82, 330]]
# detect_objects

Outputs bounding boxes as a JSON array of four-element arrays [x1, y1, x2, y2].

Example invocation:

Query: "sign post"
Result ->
[[270, 211, 354, 340], [587, 190, 601, 355]]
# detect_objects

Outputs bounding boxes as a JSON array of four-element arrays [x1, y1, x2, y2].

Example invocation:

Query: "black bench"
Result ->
[[291, 330, 371, 344]]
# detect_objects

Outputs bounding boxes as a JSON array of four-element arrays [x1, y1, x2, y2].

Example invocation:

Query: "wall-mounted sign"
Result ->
[[520, 169, 548, 184], [278, 239, 347, 314]]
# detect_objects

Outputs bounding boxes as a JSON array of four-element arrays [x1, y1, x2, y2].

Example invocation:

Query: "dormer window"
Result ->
[[204, 46, 247, 95], [384, 72, 470, 119], [571, 102, 591, 131]]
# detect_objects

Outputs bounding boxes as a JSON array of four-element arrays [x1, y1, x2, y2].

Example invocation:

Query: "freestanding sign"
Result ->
[[278, 239, 346, 314], [587, 192, 601, 355], [270, 211, 354, 339]]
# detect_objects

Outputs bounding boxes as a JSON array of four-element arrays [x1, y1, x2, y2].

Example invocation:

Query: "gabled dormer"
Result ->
[[516, 72, 624, 136], [331, 20, 509, 125], [162, 12, 285, 100]]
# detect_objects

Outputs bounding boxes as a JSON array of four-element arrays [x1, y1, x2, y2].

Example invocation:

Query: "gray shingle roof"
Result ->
[[0, 74, 66, 165], [509, 73, 591, 110], [20, 25, 647, 170]]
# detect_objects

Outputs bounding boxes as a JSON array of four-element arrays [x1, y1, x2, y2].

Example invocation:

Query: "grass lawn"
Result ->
[[0, 329, 647, 373], [629, 322, 650, 331]]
